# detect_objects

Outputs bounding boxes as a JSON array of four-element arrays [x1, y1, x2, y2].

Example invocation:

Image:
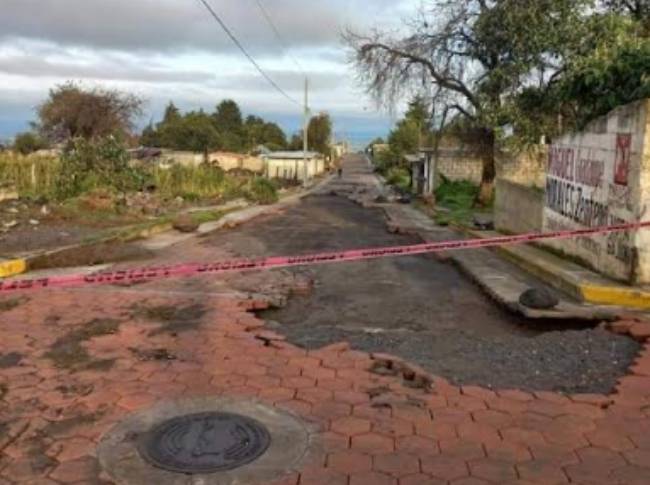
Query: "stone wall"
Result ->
[[542, 98, 650, 284], [495, 179, 545, 234]]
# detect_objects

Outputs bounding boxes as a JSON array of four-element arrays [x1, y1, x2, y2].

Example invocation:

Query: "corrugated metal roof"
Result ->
[[265, 151, 322, 160]]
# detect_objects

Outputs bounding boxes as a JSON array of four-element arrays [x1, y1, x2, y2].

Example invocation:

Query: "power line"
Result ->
[[195, 0, 300, 106], [252, 0, 306, 75]]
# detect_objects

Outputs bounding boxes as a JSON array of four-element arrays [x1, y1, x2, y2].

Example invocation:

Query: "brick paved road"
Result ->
[[1, 156, 650, 484]]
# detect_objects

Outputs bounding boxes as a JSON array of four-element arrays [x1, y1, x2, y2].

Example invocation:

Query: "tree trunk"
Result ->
[[476, 128, 496, 207]]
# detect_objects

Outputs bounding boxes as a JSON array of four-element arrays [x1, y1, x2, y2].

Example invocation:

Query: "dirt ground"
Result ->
[[204, 194, 640, 394]]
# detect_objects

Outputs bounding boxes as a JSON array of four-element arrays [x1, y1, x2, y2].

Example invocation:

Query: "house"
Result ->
[[262, 151, 325, 182]]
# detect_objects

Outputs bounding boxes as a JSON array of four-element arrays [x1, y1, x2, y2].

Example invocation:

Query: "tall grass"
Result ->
[[0, 153, 60, 199], [0, 153, 255, 204], [151, 164, 244, 201]]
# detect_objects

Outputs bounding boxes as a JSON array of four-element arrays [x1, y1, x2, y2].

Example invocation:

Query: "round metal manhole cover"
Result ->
[[137, 412, 271, 474]]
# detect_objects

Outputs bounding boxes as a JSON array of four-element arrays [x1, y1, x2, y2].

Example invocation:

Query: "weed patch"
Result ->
[[0, 297, 27, 313], [44, 318, 120, 369], [0, 352, 23, 368]]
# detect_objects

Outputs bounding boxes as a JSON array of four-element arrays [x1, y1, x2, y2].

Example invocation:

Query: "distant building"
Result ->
[[263, 151, 326, 182], [370, 143, 389, 161], [208, 151, 264, 173], [331, 142, 349, 160]]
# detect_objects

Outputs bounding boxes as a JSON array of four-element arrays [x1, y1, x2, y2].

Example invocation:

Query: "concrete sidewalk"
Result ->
[[463, 228, 650, 310]]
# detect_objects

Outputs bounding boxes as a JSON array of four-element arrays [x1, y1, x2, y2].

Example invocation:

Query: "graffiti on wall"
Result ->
[[544, 133, 634, 267]]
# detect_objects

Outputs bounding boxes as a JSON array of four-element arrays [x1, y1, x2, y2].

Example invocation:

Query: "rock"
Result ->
[[473, 215, 494, 230], [374, 195, 388, 203], [172, 214, 199, 233], [3, 220, 18, 229], [6, 207, 18, 214], [40, 205, 50, 216], [519, 287, 560, 310], [29, 219, 39, 225]]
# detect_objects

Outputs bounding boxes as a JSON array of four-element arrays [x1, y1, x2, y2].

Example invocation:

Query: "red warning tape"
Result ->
[[1, 221, 649, 294]]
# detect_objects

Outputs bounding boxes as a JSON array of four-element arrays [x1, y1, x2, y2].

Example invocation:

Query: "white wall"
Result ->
[[542, 99, 650, 283]]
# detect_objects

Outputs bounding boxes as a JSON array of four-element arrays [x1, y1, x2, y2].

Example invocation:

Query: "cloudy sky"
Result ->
[[0, 0, 418, 147]]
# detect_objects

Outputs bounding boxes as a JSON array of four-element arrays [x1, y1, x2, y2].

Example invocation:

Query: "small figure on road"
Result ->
[[337, 167, 343, 178]]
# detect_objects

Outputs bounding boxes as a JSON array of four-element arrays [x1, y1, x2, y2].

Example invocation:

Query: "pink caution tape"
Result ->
[[1, 221, 649, 294]]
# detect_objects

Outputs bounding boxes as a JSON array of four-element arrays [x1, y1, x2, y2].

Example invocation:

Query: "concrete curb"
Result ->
[[0, 258, 27, 278], [461, 226, 650, 310]]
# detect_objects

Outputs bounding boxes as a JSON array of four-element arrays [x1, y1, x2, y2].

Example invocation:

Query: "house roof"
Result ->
[[405, 154, 424, 164], [265, 151, 322, 160]]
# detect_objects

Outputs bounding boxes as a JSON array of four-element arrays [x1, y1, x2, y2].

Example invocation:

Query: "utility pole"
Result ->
[[303, 77, 309, 183]]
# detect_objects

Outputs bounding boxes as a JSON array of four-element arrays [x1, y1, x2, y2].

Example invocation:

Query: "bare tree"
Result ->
[[344, 0, 590, 204]]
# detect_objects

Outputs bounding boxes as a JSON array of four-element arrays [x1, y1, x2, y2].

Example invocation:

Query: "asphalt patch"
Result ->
[[207, 189, 641, 394]]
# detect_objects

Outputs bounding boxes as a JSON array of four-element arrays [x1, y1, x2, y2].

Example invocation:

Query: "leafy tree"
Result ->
[[244, 115, 287, 150], [213, 100, 244, 151], [160, 111, 221, 153], [507, 8, 650, 139], [37, 82, 143, 141], [140, 122, 159, 147], [162, 102, 182, 125], [602, 0, 650, 22], [13, 132, 46, 155], [307, 113, 332, 155], [387, 119, 420, 162], [345, 0, 592, 204]]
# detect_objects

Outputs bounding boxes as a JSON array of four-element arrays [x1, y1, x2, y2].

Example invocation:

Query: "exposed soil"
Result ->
[[28, 240, 154, 271], [131, 302, 208, 336], [204, 181, 640, 394]]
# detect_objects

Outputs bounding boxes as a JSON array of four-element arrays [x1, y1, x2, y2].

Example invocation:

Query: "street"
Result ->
[[0, 154, 649, 484]]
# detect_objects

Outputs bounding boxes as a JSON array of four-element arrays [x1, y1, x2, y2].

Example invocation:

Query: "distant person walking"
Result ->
[[337, 167, 343, 178]]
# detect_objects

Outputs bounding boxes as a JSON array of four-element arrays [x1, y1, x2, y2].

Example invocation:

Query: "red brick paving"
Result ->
[[1, 270, 650, 484]]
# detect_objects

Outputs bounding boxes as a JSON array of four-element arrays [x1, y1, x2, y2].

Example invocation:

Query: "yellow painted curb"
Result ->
[[580, 285, 650, 310], [0, 259, 27, 278]]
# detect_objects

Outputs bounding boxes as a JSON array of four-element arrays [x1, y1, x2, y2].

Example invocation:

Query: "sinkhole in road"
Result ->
[[205, 195, 640, 394]]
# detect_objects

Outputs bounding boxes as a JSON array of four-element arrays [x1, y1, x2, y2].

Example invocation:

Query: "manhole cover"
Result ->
[[138, 412, 271, 474]]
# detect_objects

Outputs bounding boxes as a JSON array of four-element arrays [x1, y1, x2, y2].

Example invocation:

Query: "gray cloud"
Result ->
[[0, 0, 364, 55], [0, 53, 215, 84], [0, 0, 408, 142]]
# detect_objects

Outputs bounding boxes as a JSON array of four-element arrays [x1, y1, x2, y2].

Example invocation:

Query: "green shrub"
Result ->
[[386, 166, 411, 192], [435, 177, 479, 210], [13, 132, 46, 155], [56, 137, 149, 200], [246, 177, 278, 205]]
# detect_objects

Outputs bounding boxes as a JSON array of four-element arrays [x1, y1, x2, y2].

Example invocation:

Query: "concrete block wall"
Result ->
[[495, 179, 545, 234], [437, 151, 483, 185], [496, 146, 547, 188], [542, 98, 650, 284]]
